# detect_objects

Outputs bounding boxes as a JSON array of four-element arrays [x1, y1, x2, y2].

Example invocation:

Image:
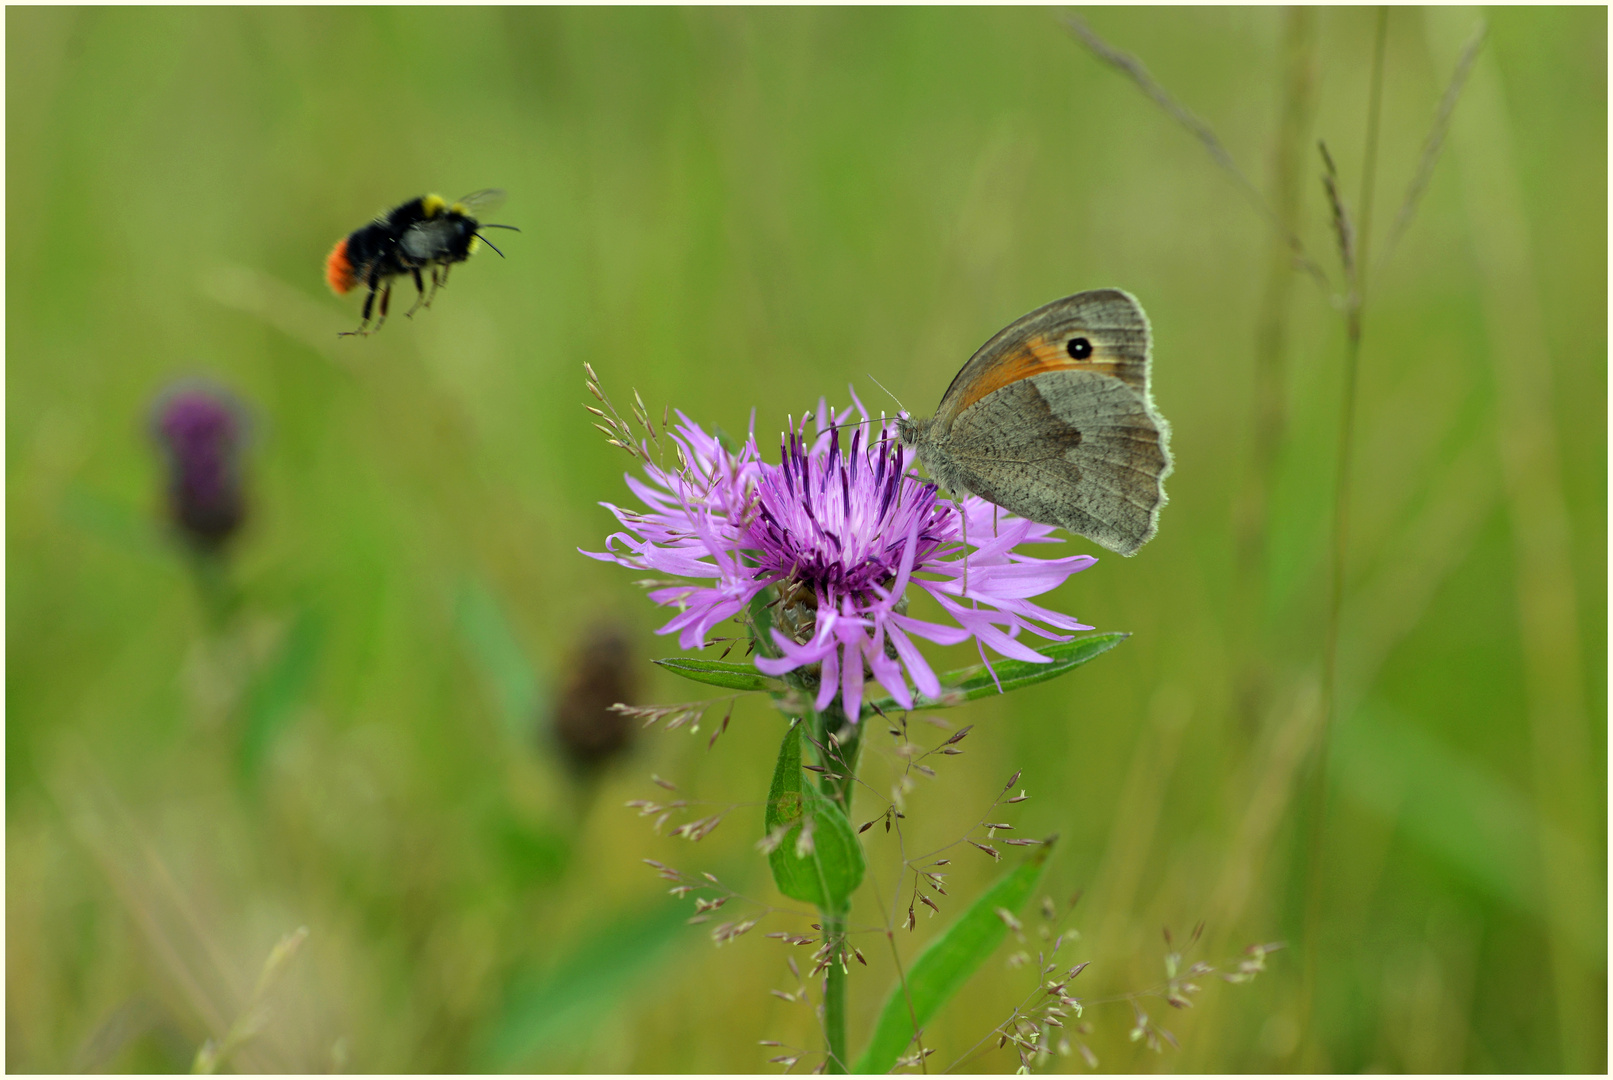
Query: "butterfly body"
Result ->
[[897, 289, 1172, 556]]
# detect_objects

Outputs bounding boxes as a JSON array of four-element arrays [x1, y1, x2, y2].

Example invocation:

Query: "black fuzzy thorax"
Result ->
[[343, 197, 480, 281]]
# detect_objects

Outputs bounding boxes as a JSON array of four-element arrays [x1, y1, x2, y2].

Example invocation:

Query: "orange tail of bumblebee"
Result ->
[[325, 236, 356, 294]]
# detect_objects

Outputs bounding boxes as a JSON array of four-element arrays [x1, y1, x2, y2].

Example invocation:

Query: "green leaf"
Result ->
[[764, 722, 865, 914], [492, 813, 574, 887], [455, 579, 542, 743], [238, 609, 324, 784], [61, 484, 165, 560], [862, 632, 1129, 716], [853, 840, 1056, 1074], [653, 656, 782, 693], [472, 900, 689, 1070], [1333, 701, 1603, 957]]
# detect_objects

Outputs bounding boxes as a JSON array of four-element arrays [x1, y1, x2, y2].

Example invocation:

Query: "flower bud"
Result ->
[[153, 382, 247, 553], [551, 623, 638, 771]]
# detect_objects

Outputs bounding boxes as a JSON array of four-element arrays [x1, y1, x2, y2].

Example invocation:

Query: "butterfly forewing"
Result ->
[[935, 289, 1152, 425]]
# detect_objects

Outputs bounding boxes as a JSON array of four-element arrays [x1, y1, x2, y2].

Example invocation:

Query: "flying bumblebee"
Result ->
[[325, 189, 517, 336]]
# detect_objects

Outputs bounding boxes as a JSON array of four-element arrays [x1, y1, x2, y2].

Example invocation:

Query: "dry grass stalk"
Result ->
[[1063, 12, 1330, 288], [1377, 19, 1488, 270], [193, 927, 309, 1074]]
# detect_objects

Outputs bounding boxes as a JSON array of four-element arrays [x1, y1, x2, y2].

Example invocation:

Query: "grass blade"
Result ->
[[455, 579, 541, 743], [853, 841, 1055, 1073], [472, 901, 689, 1070], [238, 609, 323, 784]]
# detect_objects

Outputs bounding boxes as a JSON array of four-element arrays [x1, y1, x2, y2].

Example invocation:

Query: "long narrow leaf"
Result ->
[[654, 656, 783, 693], [862, 632, 1128, 716], [456, 580, 541, 742], [238, 609, 323, 784], [472, 901, 689, 1070], [854, 841, 1055, 1073]]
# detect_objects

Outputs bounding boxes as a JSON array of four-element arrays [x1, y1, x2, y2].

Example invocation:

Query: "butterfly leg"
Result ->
[[960, 500, 970, 598]]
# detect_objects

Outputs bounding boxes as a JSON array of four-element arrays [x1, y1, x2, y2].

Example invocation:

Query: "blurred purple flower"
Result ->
[[586, 396, 1097, 720], [153, 382, 247, 552]]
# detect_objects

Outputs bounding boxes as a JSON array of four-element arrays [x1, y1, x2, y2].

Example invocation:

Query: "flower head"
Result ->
[[152, 382, 247, 552], [587, 395, 1097, 720]]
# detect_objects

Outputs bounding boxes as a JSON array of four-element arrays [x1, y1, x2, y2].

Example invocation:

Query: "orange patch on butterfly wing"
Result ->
[[953, 335, 1125, 413], [325, 236, 356, 295]]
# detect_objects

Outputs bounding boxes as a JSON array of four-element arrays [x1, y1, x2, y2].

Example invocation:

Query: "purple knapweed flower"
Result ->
[[587, 396, 1098, 720], [153, 382, 247, 552]]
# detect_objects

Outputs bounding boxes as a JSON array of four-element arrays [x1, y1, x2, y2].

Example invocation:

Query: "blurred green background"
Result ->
[[6, 6, 1605, 1073]]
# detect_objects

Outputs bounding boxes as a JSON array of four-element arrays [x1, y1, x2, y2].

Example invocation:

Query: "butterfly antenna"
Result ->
[[867, 374, 908, 415], [831, 414, 897, 433]]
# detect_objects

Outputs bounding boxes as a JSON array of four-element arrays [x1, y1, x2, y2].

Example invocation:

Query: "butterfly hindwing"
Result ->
[[941, 370, 1169, 555]]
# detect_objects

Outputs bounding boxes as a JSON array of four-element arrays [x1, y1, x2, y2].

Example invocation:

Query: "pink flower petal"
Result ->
[[868, 626, 915, 709], [890, 610, 973, 646], [815, 645, 840, 711]]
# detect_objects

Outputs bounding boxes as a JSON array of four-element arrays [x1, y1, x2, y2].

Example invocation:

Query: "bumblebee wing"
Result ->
[[451, 189, 506, 218]]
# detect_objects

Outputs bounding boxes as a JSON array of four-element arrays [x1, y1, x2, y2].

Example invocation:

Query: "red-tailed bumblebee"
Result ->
[[325, 189, 517, 336]]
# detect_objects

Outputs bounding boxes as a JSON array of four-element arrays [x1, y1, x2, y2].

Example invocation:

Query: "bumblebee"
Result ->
[[325, 189, 517, 335]]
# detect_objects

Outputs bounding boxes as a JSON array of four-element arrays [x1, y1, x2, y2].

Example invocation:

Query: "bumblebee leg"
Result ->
[[340, 280, 379, 337], [374, 281, 391, 332], [424, 265, 442, 308], [404, 267, 428, 318]]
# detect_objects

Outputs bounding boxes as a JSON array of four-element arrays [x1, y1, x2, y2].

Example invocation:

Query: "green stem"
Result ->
[[187, 548, 239, 632], [823, 914, 849, 1074], [750, 587, 867, 1074], [810, 698, 863, 1074], [1234, 6, 1315, 728], [1302, 6, 1388, 1067], [812, 700, 865, 809]]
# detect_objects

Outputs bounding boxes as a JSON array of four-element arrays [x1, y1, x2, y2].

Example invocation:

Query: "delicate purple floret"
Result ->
[[153, 383, 246, 551], [586, 395, 1096, 720]]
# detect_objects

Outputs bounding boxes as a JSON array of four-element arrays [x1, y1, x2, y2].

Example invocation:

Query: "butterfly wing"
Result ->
[[928, 290, 1171, 555], [934, 289, 1153, 424]]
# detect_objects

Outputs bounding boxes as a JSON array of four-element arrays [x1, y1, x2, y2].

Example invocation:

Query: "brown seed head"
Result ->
[[552, 623, 638, 770]]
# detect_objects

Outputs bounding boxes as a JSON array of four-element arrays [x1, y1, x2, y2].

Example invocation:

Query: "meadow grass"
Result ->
[[7, 7, 1605, 1072]]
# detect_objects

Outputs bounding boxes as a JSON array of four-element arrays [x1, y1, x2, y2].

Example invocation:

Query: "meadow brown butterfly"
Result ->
[[897, 289, 1172, 556]]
